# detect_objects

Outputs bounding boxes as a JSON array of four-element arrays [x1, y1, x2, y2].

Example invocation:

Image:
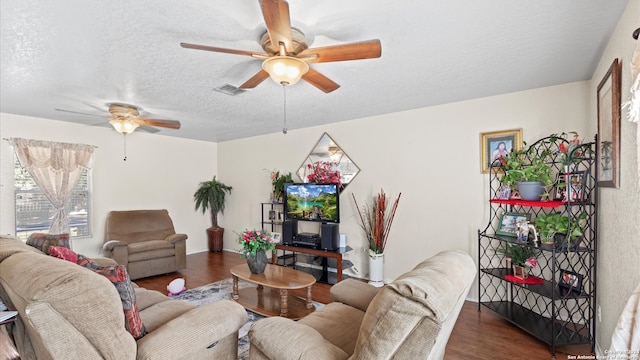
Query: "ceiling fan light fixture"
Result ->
[[109, 119, 140, 134], [262, 56, 309, 86]]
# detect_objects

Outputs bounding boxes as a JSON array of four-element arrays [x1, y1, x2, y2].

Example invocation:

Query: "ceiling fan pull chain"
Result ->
[[282, 85, 288, 134], [123, 133, 128, 161]]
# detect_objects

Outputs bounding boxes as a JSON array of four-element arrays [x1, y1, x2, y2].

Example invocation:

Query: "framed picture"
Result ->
[[596, 58, 621, 188], [496, 212, 531, 237], [480, 129, 523, 173], [554, 171, 587, 202], [497, 185, 511, 200], [268, 209, 276, 221], [559, 269, 583, 293], [271, 232, 282, 243]]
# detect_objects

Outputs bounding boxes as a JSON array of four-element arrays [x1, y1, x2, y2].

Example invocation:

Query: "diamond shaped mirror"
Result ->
[[297, 133, 360, 189]]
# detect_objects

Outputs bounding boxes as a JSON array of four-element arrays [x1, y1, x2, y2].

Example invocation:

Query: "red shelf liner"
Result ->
[[504, 275, 545, 284], [490, 199, 564, 208]]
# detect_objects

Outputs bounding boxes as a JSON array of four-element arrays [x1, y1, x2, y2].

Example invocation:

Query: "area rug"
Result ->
[[172, 278, 323, 360]]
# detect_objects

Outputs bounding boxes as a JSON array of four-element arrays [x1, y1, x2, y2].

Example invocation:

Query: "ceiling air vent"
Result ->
[[214, 84, 246, 96]]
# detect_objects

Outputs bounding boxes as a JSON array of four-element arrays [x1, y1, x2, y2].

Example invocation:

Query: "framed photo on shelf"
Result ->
[[271, 232, 282, 243], [559, 269, 583, 293], [480, 129, 523, 174], [596, 58, 621, 188], [496, 212, 531, 237], [268, 209, 276, 221], [554, 171, 587, 202], [497, 185, 511, 200]]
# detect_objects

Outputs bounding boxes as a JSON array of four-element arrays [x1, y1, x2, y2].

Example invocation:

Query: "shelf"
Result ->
[[480, 301, 591, 346], [490, 199, 564, 208], [481, 268, 588, 299]]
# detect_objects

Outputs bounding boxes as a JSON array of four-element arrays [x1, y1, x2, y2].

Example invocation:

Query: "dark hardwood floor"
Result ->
[[134, 251, 594, 360]]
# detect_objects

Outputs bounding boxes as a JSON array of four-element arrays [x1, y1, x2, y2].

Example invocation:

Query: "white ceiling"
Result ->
[[0, 0, 629, 142]]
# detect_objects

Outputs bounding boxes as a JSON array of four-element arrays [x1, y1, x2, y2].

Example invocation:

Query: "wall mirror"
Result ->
[[297, 133, 360, 189]]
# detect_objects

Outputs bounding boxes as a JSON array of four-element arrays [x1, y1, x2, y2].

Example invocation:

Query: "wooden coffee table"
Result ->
[[230, 263, 316, 319]]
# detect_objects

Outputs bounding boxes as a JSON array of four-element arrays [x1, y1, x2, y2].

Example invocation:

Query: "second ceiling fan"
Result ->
[[180, 0, 381, 93]]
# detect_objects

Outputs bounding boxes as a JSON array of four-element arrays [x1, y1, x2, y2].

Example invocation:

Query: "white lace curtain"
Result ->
[[10, 138, 94, 235]]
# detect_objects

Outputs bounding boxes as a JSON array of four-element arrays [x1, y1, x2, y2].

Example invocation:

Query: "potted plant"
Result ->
[[236, 229, 277, 274], [499, 146, 554, 200], [194, 176, 232, 252], [271, 170, 293, 203], [534, 211, 588, 250], [352, 189, 401, 287], [497, 242, 540, 280]]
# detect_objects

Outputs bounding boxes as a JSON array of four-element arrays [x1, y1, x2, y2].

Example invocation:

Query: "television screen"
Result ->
[[284, 183, 340, 223]]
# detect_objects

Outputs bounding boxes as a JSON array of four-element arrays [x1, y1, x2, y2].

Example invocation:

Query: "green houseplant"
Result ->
[[534, 211, 587, 250], [271, 170, 293, 203], [498, 242, 540, 279], [194, 176, 232, 252], [499, 145, 554, 200]]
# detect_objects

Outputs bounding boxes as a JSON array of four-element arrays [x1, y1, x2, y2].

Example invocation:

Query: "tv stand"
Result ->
[[272, 244, 352, 284]]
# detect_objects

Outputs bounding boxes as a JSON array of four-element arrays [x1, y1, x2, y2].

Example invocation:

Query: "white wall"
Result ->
[[589, 0, 640, 353], [0, 114, 218, 256], [218, 80, 591, 300]]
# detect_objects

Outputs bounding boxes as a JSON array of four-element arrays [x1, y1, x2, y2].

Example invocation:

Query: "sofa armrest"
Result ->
[[91, 257, 118, 267], [136, 300, 247, 359], [103, 239, 127, 252], [165, 233, 187, 244], [249, 317, 349, 360], [330, 278, 381, 312]]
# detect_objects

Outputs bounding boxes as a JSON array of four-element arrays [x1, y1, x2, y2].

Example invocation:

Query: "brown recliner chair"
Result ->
[[103, 209, 187, 280]]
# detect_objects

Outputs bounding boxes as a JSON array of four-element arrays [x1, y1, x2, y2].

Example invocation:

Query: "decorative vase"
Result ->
[[517, 181, 545, 201], [368, 251, 385, 287], [512, 265, 529, 280], [246, 249, 268, 274]]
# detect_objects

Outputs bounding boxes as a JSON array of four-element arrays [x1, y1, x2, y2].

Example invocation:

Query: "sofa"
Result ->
[[0, 236, 248, 360], [103, 209, 187, 280], [248, 250, 476, 360]]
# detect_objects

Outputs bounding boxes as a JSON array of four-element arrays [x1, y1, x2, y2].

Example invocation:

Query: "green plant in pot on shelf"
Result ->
[[499, 146, 554, 200], [194, 176, 232, 252], [498, 242, 540, 279], [270, 170, 293, 203], [534, 211, 588, 250]]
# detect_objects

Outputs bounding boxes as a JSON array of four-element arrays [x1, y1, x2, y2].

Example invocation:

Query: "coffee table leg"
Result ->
[[306, 286, 313, 309], [280, 289, 288, 317], [232, 275, 239, 300]]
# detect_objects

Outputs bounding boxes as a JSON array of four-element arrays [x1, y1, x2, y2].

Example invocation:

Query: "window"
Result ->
[[14, 156, 92, 240]]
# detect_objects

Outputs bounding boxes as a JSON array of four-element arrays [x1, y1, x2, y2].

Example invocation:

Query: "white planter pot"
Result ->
[[368, 251, 385, 287]]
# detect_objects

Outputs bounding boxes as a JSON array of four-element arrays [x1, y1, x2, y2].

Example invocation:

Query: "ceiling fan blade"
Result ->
[[260, 0, 294, 53], [298, 39, 382, 63], [138, 118, 181, 129], [239, 70, 271, 89], [55, 108, 103, 117], [302, 68, 340, 93], [180, 42, 268, 59]]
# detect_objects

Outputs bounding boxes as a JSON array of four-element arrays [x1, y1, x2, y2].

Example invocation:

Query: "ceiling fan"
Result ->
[[56, 103, 181, 135], [180, 0, 382, 93]]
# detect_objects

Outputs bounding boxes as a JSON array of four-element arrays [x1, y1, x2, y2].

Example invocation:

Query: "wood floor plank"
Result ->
[[134, 251, 594, 359]]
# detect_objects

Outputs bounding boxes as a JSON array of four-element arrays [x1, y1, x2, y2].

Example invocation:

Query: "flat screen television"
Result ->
[[283, 183, 340, 223]]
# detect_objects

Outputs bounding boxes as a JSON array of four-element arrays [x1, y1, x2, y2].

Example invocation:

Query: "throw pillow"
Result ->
[[26, 233, 70, 254], [85, 264, 146, 339], [48, 246, 78, 263]]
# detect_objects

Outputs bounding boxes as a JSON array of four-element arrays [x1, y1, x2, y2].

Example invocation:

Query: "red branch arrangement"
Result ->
[[352, 189, 401, 254]]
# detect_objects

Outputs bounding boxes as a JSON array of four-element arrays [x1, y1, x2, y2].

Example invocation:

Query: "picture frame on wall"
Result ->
[[480, 129, 523, 174], [554, 171, 587, 202], [496, 212, 531, 237], [558, 269, 583, 293], [596, 58, 621, 188]]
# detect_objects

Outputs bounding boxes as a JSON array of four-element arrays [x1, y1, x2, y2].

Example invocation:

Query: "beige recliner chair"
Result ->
[[103, 209, 187, 280], [248, 250, 476, 360]]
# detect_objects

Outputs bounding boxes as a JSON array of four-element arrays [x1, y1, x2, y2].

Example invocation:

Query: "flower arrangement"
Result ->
[[271, 170, 293, 201], [236, 229, 276, 257], [557, 132, 583, 165], [498, 243, 539, 268], [306, 161, 342, 187], [352, 189, 401, 254]]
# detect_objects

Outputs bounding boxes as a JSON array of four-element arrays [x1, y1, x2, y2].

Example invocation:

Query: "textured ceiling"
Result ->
[[0, 0, 629, 142]]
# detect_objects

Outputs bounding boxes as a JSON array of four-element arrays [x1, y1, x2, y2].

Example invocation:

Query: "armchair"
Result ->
[[103, 209, 187, 280], [249, 250, 476, 360]]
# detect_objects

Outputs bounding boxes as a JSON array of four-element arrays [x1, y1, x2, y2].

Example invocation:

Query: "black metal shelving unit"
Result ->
[[478, 135, 597, 359], [260, 202, 284, 233]]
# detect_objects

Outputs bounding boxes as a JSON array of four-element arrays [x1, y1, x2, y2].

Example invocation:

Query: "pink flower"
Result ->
[[525, 257, 538, 268]]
